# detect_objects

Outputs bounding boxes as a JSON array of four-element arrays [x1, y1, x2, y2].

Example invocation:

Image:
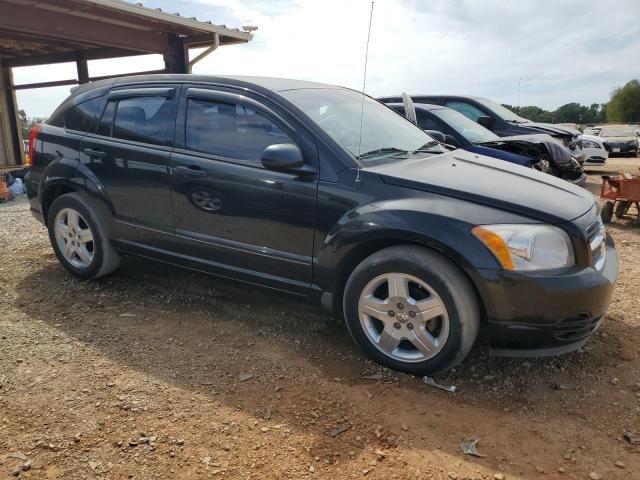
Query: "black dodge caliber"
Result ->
[[25, 75, 618, 374]]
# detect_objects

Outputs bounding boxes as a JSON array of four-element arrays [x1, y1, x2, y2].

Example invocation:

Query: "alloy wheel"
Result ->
[[53, 208, 95, 268], [358, 273, 450, 362]]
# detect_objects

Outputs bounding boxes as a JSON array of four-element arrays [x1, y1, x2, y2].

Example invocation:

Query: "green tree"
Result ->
[[553, 103, 589, 123], [519, 106, 553, 123], [596, 103, 608, 123], [607, 79, 640, 123], [501, 104, 553, 122]]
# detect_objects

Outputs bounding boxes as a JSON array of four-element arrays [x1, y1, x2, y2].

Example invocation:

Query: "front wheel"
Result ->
[[601, 201, 614, 223], [615, 201, 631, 219], [343, 246, 480, 375]]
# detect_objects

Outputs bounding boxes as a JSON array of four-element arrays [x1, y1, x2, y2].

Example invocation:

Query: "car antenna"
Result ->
[[356, 1, 375, 183]]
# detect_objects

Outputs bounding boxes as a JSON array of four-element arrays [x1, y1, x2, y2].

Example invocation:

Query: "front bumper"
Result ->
[[605, 143, 638, 154], [477, 235, 618, 357], [584, 156, 608, 165]]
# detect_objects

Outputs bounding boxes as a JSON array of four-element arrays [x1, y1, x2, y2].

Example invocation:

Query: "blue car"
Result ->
[[385, 102, 586, 185]]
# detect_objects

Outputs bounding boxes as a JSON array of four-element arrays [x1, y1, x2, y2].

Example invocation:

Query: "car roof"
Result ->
[[385, 102, 450, 112], [381, 94, 485, 100], [70, 74, 345, 98]]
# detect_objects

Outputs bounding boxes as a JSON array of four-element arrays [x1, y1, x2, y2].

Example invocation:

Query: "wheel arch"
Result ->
[[39, 156, 115, 222], [327, 232, 489, 323], [41, 182, 79, 223]]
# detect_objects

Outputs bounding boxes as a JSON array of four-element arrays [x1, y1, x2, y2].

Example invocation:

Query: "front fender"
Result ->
[[316, 204, 496, 284], [313, 194, 535, 316]]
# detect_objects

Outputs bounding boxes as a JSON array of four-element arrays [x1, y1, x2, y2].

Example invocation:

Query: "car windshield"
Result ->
[[431, 108, 500, 144], [600, 127, 636, 137], [280, 88, 441, 164], [474, 97, 529, 123]]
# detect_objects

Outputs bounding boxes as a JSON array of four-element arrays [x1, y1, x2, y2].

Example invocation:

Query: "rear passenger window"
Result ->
[[61, 97, 104, 132], [112, 96, 175, 146], [185, 99, 291, 161]]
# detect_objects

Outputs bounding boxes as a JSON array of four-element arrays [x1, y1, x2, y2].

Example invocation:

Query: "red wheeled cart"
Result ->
[[600, 174, 640, 223]]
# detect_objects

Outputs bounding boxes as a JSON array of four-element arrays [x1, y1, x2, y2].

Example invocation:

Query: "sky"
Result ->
[[14, 0, 640, 118]]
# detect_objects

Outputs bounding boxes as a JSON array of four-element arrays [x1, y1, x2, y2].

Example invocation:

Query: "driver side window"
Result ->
[[444, 101, 485, 122], [185, 99, 291, 161]]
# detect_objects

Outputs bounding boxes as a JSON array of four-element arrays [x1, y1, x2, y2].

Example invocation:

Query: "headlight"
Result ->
[[582, 140, 601, 149], [472, 224, 575, 271]]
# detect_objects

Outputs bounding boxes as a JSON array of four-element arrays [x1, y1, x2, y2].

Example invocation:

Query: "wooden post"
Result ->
[[163, 33, 188, 74], [0, 63, 23, 166], [76, 50, 89, 84]]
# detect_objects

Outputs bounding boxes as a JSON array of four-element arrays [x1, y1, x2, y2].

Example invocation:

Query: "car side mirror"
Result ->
[[477, 115, 494, 130], [444, 134, 460, 147], [424, 130, 446, 143], [261, 144, 315, 176]]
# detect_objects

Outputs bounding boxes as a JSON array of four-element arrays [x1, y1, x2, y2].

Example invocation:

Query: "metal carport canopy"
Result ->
[[0, 0, 254, 166]]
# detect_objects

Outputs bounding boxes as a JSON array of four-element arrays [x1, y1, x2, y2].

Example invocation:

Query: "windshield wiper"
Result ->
[[413, 141, 445, 153], [357, 147, 408, 160]]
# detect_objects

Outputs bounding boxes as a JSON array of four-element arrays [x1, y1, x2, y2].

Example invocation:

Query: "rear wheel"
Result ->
[[601, 201, 614, 223], [47, 193, 120, 279], [343, 246, 480, 375]]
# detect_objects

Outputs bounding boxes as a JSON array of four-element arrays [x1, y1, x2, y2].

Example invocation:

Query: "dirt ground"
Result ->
[[1, 156, 640, 480]]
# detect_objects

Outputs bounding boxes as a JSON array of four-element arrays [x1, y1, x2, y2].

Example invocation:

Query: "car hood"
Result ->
[[370, 149, 594, 223], [516, 121, 580, 139], [580, 133, 605, 145], [600, 135, 637, 143], [478, 134, 573, 165]]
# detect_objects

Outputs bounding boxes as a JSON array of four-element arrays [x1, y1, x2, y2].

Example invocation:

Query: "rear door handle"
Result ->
[[82, 148, 106, 159], [174, 165, 208, 177]]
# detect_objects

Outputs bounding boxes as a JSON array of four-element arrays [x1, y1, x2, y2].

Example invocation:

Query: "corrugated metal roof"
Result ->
[[83, 0, 254, 41]]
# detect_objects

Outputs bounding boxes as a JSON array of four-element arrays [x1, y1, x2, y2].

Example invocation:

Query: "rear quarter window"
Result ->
[[50, 97, 104, 133]]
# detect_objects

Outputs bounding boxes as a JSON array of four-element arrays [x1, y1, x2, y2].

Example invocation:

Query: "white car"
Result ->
[[580, 133, 609, 164]]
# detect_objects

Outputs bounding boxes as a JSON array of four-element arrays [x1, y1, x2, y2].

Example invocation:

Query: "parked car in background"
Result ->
[[596, 126, 639, 157], [556, 123, 581, 131], [378, 94, 586, 163], [580, 133, 609, 164], [25, 74, 618, 375], [384, 102, 585, 184]]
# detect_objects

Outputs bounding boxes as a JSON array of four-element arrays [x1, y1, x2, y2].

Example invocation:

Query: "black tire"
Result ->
[[601, 202, 614, 224], [47, 192, 120, 279], [615, 201, 630, 219], [343, 245, 480, 375]]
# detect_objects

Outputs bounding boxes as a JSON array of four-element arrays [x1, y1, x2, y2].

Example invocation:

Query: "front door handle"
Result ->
[[82, 148, 106, 159], [174, 165, 208, 178]]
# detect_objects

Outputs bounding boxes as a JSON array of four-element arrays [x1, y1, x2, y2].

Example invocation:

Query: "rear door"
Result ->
[[79, 85, 179, 246], [169, 86, 318, 294]]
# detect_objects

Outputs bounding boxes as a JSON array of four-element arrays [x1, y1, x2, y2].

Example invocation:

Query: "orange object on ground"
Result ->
[[600, 174, 640, 223], [0, 176, 9, 201]]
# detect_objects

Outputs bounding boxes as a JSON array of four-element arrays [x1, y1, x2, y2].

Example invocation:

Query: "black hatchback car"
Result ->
[[26, 75, 618, 374]]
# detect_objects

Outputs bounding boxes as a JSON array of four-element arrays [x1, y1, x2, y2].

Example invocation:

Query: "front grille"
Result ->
[[586, 217, 606, 271], [554, 313, 602, 341]]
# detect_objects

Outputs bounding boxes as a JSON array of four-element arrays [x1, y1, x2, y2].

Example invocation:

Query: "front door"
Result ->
[[169, 87, 318, 294]]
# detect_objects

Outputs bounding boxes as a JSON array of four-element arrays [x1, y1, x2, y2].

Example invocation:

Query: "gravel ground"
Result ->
[[1, 157, 640, 479]]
